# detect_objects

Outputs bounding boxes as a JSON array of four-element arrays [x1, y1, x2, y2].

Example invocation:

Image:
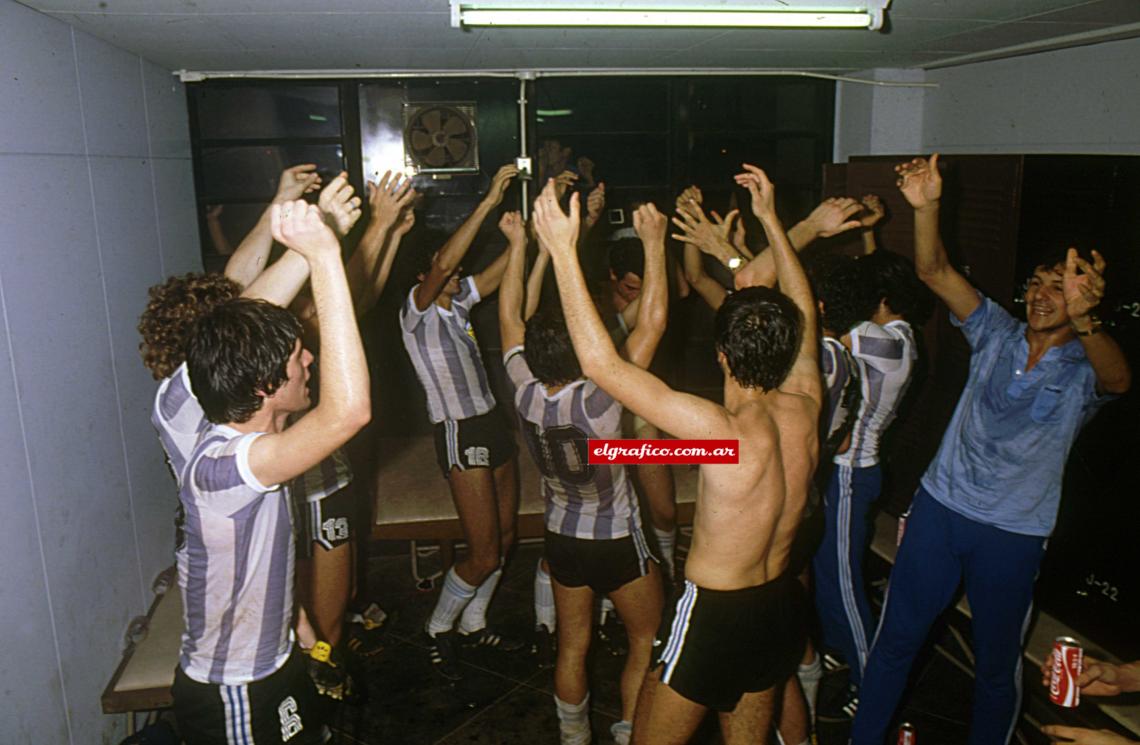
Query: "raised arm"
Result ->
[[497, 211, 529, 351], [347, 171, 416, 312], [1063, 249, 1131, 394], [224, 164, 321, 288], [858, 194, 885, 255], [896, 154, 980, 321], [414, 164, 517, 310], [622, 203, 669, 369], [734, 196, 862, 290], [533, 180, 732, 440], [368, 207, 415, 304], [524, 245, 551, 321], [735, 164, 821, 402], [241, 173, 362, 309], [247, 201, 370, 486]]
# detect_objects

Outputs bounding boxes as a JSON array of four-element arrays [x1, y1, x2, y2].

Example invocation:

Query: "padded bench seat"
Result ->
[[101, 586, 181, 714]]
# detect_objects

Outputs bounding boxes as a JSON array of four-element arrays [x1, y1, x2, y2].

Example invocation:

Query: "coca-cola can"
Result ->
[[897, 722, 916, 745], [1049, 636, 1083, 707]]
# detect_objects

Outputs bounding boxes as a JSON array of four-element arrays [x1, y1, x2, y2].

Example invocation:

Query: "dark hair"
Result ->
[[714, 286, 802, 391], [1031, 246, 1070, 276], [860, 251, 935, 326], [186, 298, 303, 424], [138, 272, 241, 380], [804, 254, 879, 335], [523, 310, 582, 386], [608, 238, 644, 279]]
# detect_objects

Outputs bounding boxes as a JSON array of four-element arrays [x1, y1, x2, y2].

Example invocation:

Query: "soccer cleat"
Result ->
[[426, 631, 464, 681], [458, 626, 527, 652], [346, 624, 384, 659], [532, 626, 556, 669], [596, 613, 628, 657], [347, 602, 388, 632], [307, 642, 354, 701], [816, 684, 859, 723], [821, 651, 850, 674]]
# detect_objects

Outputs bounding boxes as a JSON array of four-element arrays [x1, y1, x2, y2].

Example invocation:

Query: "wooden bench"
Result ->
[[868, 511, 1140, 737], [101, 586, 180, 716], [370, 435, 698, 571]]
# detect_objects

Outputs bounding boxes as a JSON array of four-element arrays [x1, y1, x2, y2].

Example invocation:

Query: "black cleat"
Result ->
[[458, 627, 527, 652], [426, 631, 464, 681], [532, 626, 556, 669]]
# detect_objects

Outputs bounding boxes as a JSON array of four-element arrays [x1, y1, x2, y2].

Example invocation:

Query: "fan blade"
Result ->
[[442, 114, 467, 136], [424, 147, 446, 167], [445, 138, 469, 162], [410, 130, 434, 152], [421, 108, 442, 133]]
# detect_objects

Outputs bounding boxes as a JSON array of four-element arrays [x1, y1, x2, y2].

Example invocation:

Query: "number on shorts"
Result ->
[[522, 422, 593, 484], [278, 696, 303, 741], [464, 446, 490, 467], [321, 517, 349, 543]]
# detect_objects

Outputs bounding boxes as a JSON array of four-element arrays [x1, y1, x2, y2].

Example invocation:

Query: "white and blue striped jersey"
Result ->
[[152, 362, 207, 485], [401, 276, 497, 424], [835, 320, 917, 468], [820, 336, 856, 441], [155, 362, 350, 503], [504, 346, 641, 540], [178, 425, 295, 685]]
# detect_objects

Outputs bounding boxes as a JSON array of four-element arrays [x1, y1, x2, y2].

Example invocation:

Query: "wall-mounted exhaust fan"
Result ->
[[403, 102, 479, 174]]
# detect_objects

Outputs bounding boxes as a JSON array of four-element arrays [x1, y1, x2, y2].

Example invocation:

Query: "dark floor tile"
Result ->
[[903, 650, 973, 725], [435, 683, 619, 745], [330, 637, 522, 745]]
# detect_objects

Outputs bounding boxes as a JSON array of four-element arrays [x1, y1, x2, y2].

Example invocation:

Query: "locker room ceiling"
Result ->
[[16, 0, 1140, 74]]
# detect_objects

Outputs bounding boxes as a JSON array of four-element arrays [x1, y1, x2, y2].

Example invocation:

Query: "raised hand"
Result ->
[[274, 164, 322, 203], [585, 182, 607, 228], [675, 185, 703, 212], [271, 200, 340, 261], [859, 194, 886, 228], [318, 172, 363, 237], [633, 202, 668, 248], [1040, 725, 1136, 745], [577, 155, 596, 186], [896, 153, 942, 210], [367, 170, 417, 228], [392, 208, 416, 239], [672, 198, 738, 263], [532, 178, 581, 261], [499, 210, 527, 244], [801, 197, 863, 238], [553, 169, 579, 202], [734, 164, 777, 221], [484, 163, 520, 207], [1063, 248, 1107, 323]]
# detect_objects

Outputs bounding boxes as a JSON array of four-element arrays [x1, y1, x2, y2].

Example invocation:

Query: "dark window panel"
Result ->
[[199, 144, 346, 202], [194, 85, 341, 140]]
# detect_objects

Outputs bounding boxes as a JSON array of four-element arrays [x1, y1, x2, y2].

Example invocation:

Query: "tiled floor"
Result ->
[[327, 539, 990, 745]]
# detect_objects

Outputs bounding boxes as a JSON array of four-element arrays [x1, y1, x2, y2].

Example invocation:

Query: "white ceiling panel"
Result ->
[[17, 0, 1140, 73]]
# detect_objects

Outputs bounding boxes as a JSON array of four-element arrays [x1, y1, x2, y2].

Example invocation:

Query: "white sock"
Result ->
[[599, 596, 615, 623], [797, 653, 823, 725], [427, 567, 477, 637], [653, 526, 676, 579], [535, 559, 556, 632], [458, 565, 503, 635], [555, 693, 591, 745], [610, 720, 632, 745]]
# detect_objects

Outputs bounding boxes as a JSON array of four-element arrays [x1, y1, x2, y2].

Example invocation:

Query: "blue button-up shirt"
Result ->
[[921, 293, 1109, 537]]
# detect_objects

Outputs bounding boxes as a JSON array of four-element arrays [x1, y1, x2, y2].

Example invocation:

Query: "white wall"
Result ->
[[0, 1, 199, 742], [835, 37, 1140, 160]]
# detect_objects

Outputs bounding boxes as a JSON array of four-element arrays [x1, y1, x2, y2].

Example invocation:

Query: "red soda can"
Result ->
[[897, 722, 916, 745], [1049, 636, 1083, 707]]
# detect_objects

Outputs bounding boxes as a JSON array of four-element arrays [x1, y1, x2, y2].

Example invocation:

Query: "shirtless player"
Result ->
[[532, 165, 822, 744]]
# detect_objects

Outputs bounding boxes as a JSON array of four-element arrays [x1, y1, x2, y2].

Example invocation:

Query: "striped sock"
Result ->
[[534, 559, 556, 632], [427, 567, 477, 637]]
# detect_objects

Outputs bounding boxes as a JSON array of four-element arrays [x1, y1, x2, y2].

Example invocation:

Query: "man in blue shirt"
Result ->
[[851, 154, 1131, 745]]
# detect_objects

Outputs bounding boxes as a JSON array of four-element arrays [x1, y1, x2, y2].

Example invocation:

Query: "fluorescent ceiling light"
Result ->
[[451, 2, 887, 30]]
